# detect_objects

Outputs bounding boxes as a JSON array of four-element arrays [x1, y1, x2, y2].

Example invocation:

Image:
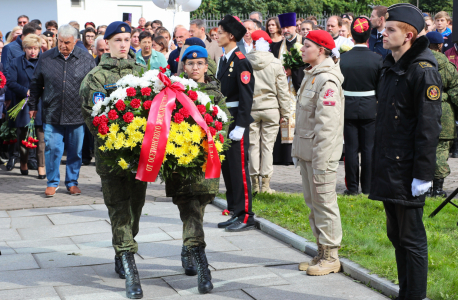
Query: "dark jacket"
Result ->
[[0, 62, 5, 119], [167, 47, 181, 75], [369, 36, 442, 207], [368, 28, 391, 60], [340, 46, 383, 119], [2, 36, 25, 102], [7, 55, 42, 127], [29, 46, 96, 125], [217, 47, 254, 128]]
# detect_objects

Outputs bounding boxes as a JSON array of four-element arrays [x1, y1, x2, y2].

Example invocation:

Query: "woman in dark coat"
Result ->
[[7, 34, 45, 178]]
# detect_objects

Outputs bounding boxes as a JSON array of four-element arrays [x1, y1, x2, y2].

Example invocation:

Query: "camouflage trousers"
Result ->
[[100, 174, 147, 256], [172, 194, 215, 248], [435, 139, 453, 179]]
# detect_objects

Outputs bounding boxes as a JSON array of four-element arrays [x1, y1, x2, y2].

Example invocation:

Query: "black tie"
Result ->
[[378, 33, 382, 40]]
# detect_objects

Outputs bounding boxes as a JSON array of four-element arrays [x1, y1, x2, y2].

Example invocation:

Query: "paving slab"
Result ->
[[0, 211, 9, 218], [0, 253, 40, 271], [0, 217, 11, 228], [141, 203, 180, 216], [162, 290, 253, 300], [163, 266, 289, 296], [0, 228, 22, 241], [222, 232, 290, 250], [10, 215, 53, 228], [7, 205, 94, 218], [17, 220, 111, 240], [33, 247, 117, 269], [7, 237, 80, 254], [159, 222, 264, 240], [139, 215, 183, 229], [47, 210, 110, 225], [0, 241, 16, 255], [0, 286, 61, 300]]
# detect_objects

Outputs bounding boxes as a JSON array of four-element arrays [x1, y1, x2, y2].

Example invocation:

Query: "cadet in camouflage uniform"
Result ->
[[79, 22, 146, 299], [164, 45, 229, 295], [426, 31, 458, 197]]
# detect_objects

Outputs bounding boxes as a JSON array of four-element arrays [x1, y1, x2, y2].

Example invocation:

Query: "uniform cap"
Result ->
[[43, 31, 54, 38], [305, 30, 335, 50], [251, 30, 272, 43], [184, 37, 206, 48], [181, 45, 208, 61], [350, 17, 371, 43], [386, 3, 425, 34], [278, 13, 297, 28], [426, 31, 444, 44], [104, 21, 132, 39], [218, 15, 247, 42]]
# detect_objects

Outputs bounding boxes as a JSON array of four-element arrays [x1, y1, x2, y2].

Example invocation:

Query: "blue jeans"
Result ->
[[43, 123, 84, 188]]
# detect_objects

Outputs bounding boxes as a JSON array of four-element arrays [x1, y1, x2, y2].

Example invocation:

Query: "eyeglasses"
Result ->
[[185, 62, 206, 68], [18, 21, 27, 25]]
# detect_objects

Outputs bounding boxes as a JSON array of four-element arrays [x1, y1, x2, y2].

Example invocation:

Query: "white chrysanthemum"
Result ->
[[110, 87, 128, 100], [170, 76, 198, 90], [142, 69, 160, 82], [104, 106, 110, 114], [102, 96, 111, 106], [92, 101, 102, 113], [153, 78, 165, 93], [195, 91, 211, 106], [116, 74, 136, 87], [138, 78, 152, 88], [216, 106, 228, 122]]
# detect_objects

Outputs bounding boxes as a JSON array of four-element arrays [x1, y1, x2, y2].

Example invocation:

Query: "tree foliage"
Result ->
[[408, 0, 452, 13]]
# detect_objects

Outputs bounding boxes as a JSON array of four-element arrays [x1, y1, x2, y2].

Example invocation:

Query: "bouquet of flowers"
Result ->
[[339, 44, 353, 54], [90, 69, 230, 182], [21, 118, 39, 149], [8, 97, 28, 120], [0, 121, 17, 145], [282, 43, 306, 70]]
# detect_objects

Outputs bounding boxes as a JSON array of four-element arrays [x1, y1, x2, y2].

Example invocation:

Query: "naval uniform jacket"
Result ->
[[369, 36, 442, 207], [217, 47, 255, 129]]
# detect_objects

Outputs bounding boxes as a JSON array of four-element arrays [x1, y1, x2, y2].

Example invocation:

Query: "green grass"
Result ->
[[218, 192, 458, 300]]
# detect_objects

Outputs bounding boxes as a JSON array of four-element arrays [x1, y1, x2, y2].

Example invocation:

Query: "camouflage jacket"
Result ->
[[79, 50, 146, 175], [165, 79, 231, 197], [432, 50, 458, 139]]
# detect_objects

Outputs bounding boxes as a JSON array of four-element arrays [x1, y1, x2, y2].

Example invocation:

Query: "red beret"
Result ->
[[251, 30, 272, 44], [305, 30, 335, 50]]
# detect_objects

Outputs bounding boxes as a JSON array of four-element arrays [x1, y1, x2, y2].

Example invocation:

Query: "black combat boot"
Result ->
[[189, 246, 213, 294], [181, 245, 197, 276], [121, 252, 143, 299], [452, 129, 458, 158], [115, 256, 126, 279], [432, 178, 447, 198]]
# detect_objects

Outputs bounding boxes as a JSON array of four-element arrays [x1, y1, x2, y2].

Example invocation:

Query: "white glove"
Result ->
[[229, 126, 245, 141], [411, 178, 432, 197], [292, 157, 298, 168]]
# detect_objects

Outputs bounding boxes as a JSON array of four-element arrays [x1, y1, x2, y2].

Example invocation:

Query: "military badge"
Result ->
[[419, 62, 432, 68], [323, 100, 336, 106], [192, 52, 197, 58], [121, 27, 126, 32], [92, 92, 105, 104], [230, 61, 234, 67], [104, 83, 117, 90], [323, 89, 335, 99], [241, 71, 251, 84], [427, 85, 440, 100], [385, 12, 389, 19]]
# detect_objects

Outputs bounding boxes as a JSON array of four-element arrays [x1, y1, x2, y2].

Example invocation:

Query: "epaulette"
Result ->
[[235, 51, 246, 60], [419, 62, 433, 68]]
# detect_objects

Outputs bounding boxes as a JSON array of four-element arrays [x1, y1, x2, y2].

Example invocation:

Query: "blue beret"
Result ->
[[426, 31, 444, 44], [185, 37, 206, 48], [104, 21, 131, 39], [386, 3, 425, 34], [182, 45, 208, 61]]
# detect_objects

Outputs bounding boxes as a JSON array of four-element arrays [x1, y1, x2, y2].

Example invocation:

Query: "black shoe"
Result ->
[[27, 160, 38, 170], [225, 219, 256, 232], [115, 256, 126, 279], [38, 174, 46, 180], [432, 178, 447, 198], [217, 215, 238, 228], [20, 168, 28, 175], [6, 156, 18, 171], [343, 189, 359, 196], [121, 252, 143, 299], [82, 158, 92, 165], [452, 152, 458, 158], [181, 245, 197, 276], [189, 246, 213, 294]]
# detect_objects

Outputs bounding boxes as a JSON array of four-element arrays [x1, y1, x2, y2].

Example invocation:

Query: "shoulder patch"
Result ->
[[323, 100, 336, 106], [235, 51, 246, 60], [241, 71, 251, 84], [104, 83, 117, 90], [92, 92, 105, 104], [323, 89, 335, 99], [427, 85, 440, 100], [419, 62, 433, 68]]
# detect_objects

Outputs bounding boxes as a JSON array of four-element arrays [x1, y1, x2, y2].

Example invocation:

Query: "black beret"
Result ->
[[386, 3, 425, 34], [350, 17, 371, 43], [218, 15, 247, 42], [104, 21, 131, 39], [43, 31, 54, 38]]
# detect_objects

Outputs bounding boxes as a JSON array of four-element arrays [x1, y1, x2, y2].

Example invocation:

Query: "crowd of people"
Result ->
[[0, 4, 455, 299]]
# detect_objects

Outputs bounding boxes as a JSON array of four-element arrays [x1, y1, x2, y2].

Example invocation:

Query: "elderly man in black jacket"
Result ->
[[29, 24, 96, 197], [369, 4, 442, 300]]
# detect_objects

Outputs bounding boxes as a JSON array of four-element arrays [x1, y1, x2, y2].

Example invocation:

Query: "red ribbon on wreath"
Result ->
[[136, 73, 221, 182]]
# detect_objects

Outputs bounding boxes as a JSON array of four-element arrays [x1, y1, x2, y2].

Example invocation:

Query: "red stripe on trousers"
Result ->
[[240, 136, 249, 223]]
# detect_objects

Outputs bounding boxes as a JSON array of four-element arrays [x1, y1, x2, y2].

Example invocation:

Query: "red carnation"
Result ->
[[174, 112, 184, 124], [212, 106, 218, 117], [92, 116, 101, 127], [179, 107, 190, 118], [130, 98, 141, 109], [197, 105, 206, 115], [0, 72, 6, 89], [166, 64, 170, 69], [209, 127, 217, 136], [143, 101, 152, 110], [123, 112, 135, 123], [175, 57, 179, 62], [12, 139, 17, 144], [215, 121, 223, 131], [219, 133, 224, 143], [116, 100, 126, 111], [187, 90, 198, 101], [204, 114, 213, 125], [99, 115, 109, 124], [108, 109, 119, 120], [141, 87, 152, 96], [21, 140, 26, 146], [28, 137, 33, 142], [98, 124, 109, 135], [126, 87, 137, 97]]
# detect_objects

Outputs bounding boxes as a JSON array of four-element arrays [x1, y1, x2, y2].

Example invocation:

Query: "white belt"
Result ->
[[343, 90, 376, 97], [226, 101, 239, 108]]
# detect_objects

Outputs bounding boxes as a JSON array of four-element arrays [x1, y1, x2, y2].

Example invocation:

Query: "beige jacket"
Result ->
[[246, 50, 291, 119], [291, 57, 345, 171]]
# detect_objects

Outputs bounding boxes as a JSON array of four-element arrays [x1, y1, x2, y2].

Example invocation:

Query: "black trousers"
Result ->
[[222, 128, 254, 223], [384, 202, 428, 300], [82, 124, 93, 160], [343, 119, 375, 194]]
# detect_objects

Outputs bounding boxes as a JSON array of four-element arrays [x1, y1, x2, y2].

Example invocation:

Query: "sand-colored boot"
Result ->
[[298, 243, 323, 271], [261, 177, 275, 194], [306, 246, 341, 276], [251, 176, 260, 194]]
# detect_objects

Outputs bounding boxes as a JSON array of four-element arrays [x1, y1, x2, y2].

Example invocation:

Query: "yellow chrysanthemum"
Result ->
[[171, 122, 180, 132], [114, 139, 124, 150], [105, 140, 114, 150], [174, 133, 185, 146], [118, 158, 128, 169], [174, 146, 185, 158], [178, 121, 190, 132], [99, 145, 106, 151], [166, 142, 176, 154], [109, 123, 120, 133], [132, 117, 143, 129], [98, 133, 107, 139], [219, 155, 225, 162], [190, 144, 200, 157], [215, 141, 223, 152], [124, 139, 136, 149], [131, 131, 144, 143], [107, 132, 117, 143], [117, 132, 126, 140]]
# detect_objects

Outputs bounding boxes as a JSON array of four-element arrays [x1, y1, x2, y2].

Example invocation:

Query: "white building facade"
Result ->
[[1, 0, 190, 37]]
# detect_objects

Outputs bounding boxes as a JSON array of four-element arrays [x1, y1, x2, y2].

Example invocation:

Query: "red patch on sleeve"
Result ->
[[323, 100, 336, 106], [241, 71, 251, 84], [235, 51, 246, 60], [323, 89, 335, 99]]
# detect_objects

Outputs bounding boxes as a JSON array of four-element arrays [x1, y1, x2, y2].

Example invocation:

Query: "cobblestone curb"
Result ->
[[212, 197, 411, 299]]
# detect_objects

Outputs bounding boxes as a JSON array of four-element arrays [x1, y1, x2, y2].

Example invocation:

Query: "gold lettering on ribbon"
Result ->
[[146, 95, 168, 169]]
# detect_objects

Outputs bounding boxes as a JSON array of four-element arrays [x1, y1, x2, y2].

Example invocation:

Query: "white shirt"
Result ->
[[224, 46, 237, 61], [377, 28, 385, 39], [243, 38, 253, 53], [334, 36, 354, 50], [354, 44, 367, 48]]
